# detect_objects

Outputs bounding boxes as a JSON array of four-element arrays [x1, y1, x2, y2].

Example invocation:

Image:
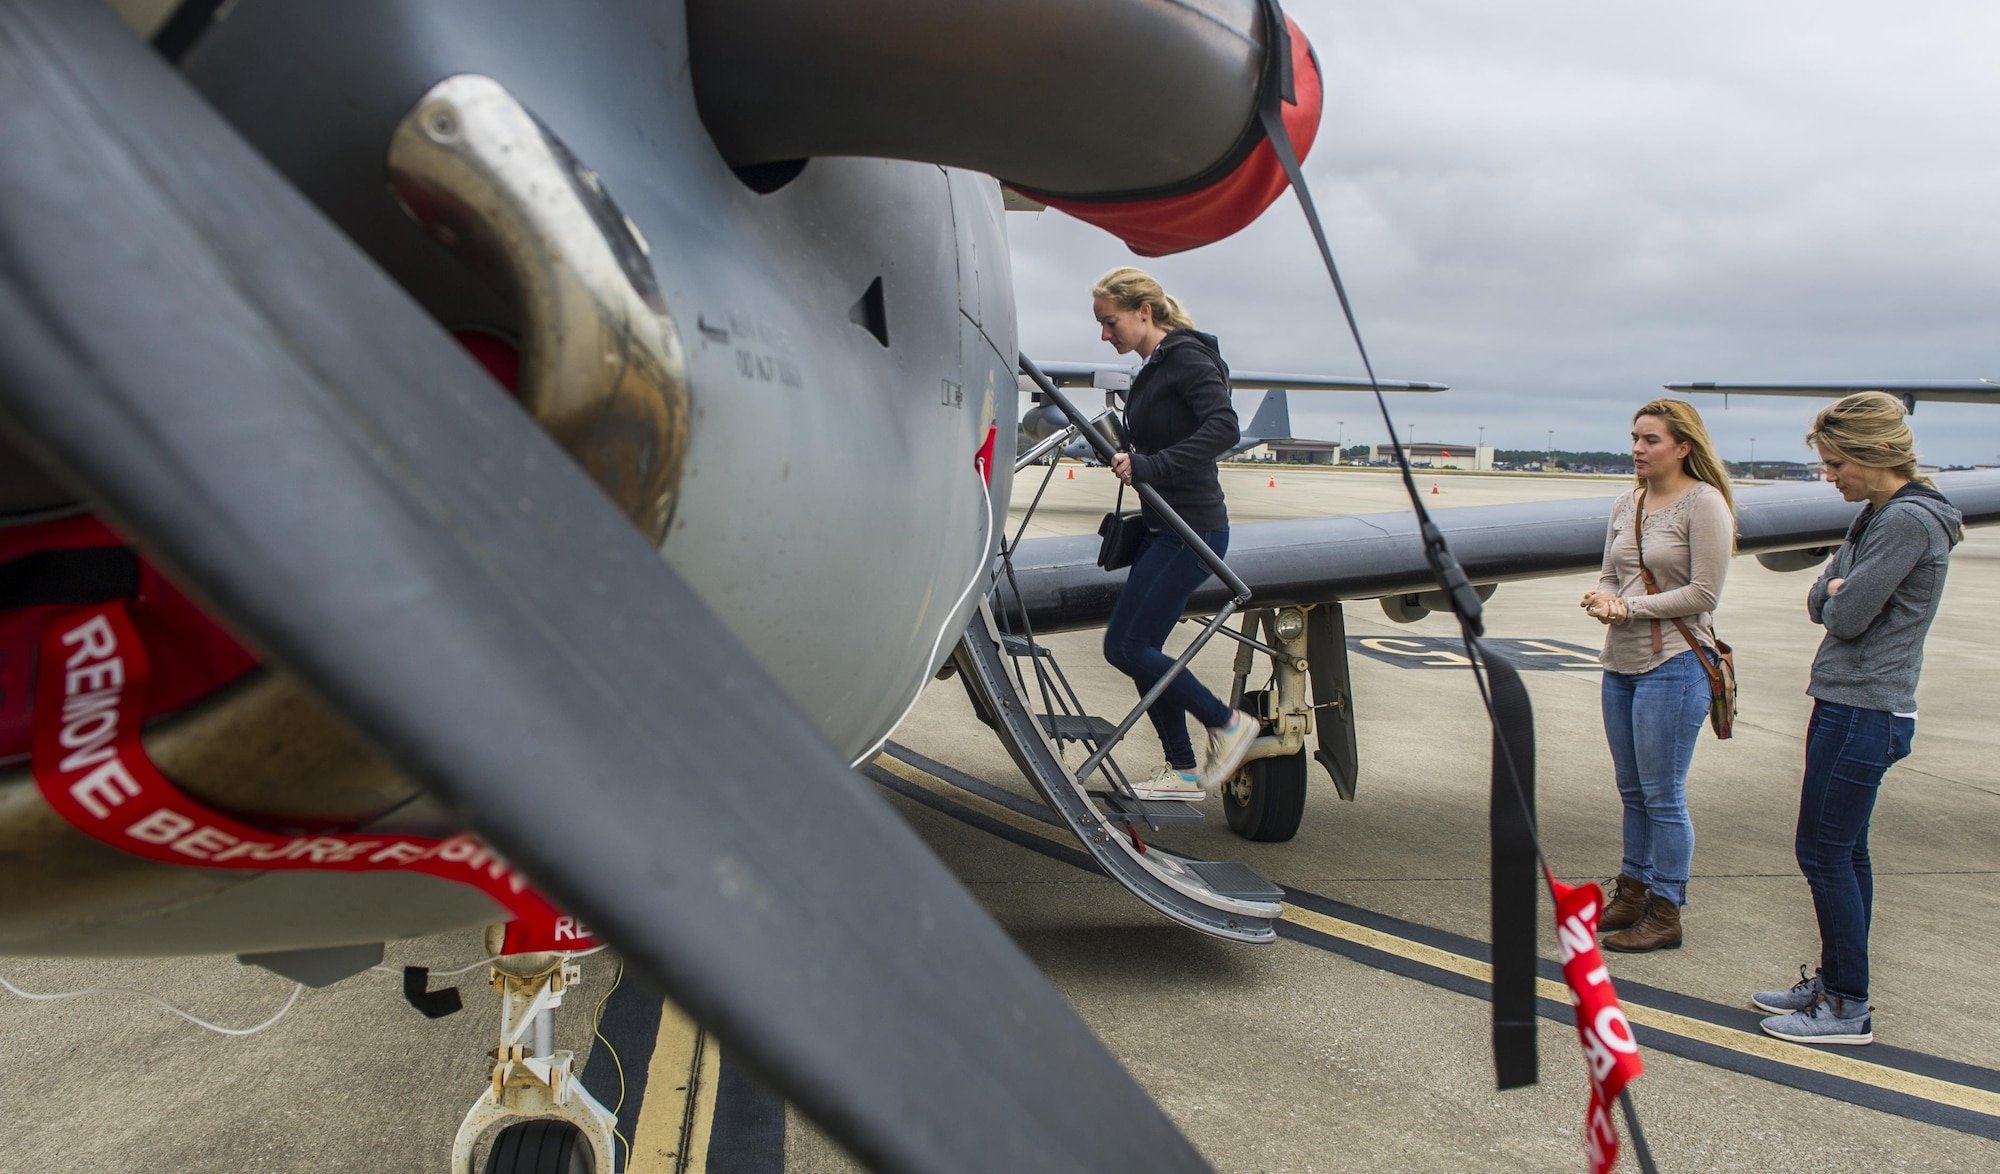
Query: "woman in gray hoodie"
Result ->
[[1753, 392, 1962, 1046]]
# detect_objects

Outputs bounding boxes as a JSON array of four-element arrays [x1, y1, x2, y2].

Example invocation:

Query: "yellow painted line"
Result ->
[[1281, 904, 2000, 1119], [628, 999, 722, 1173], [872, 754, 1075, 846], [680, 1031, 724, 1173], [1280, 902, 1494, 984], [875, 752, 2000, 1122], [1619, 993, 2000, 1117]]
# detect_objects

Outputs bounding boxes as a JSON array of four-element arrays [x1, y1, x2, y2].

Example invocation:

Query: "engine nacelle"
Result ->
[[1018, 401, 1069, 443], [1756, 546, 1834, 573], [1379, 582, 1498, 623]]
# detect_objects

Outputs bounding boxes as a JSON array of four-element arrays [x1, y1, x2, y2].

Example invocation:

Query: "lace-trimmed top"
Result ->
[[1596, 481, 1735, 674]]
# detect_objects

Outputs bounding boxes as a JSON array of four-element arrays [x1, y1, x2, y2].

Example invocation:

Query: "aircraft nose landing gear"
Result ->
[[451, 927, 619, 1174]]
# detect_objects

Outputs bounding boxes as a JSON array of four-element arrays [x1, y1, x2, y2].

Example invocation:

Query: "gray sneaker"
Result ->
[[1752, 964, 1823, 1015], [1760, 993, 1873, 1046]]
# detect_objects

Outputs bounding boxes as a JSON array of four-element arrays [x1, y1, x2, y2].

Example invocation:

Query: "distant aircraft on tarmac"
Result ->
[[1019, 366, 1443, 462], [1225, 387, 1307, 458], [1035, 360, 1449, 398], [1668, 380, 2000, 413], [1017, 384, 1311, 463]]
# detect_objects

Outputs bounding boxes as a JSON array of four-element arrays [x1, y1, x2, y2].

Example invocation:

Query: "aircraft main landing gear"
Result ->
[[1224, 690, 1309, 842], [1223, 602, 1361, 843], [451, 927, 618, 1174]]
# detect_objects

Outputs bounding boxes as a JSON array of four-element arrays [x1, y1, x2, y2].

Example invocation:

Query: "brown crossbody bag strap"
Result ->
[[1631, 487, 1723, 688]]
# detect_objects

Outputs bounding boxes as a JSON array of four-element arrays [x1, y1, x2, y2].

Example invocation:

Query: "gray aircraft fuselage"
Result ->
[[0, 0, 1012, 955], [182, 0, 1013, 760]]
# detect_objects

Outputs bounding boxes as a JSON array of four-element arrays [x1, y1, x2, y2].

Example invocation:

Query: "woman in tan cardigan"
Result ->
[[1581, 399, 1736, 952]]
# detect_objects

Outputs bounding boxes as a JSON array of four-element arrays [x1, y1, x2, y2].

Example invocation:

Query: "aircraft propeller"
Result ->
[[0, 3, 1209, 1171]]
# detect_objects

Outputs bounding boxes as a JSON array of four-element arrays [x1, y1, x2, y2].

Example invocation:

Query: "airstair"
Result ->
[[953, 601, 1282, 942], [944, 358, 1303, 942]]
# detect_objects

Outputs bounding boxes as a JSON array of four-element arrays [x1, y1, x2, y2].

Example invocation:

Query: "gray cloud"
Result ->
[[1010, 0, 2000, 466]]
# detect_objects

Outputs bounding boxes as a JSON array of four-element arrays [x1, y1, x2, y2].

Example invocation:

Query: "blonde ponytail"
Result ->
[[1091, 267, 1196, 331], [1807, 391, 1932, 488]]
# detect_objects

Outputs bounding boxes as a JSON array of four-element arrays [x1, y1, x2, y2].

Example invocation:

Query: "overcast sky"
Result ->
[[1008, 0, 2000, 466]]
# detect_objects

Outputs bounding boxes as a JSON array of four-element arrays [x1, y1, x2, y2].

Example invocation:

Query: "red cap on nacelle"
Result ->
[[1020, 17, 1323, 258]]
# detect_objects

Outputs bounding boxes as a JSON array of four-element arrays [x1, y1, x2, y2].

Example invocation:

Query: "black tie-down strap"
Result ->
[[1251, 0, 1541, 1092], [1485, 653, 1539, 1089], [0, 545, 138, 612]]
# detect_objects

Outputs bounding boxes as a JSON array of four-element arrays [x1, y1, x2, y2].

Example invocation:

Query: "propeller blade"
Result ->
[[0, 4, 1207, 1171]]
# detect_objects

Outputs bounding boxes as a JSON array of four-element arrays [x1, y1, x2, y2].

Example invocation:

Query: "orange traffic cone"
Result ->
[[1430, 481, 1440, 495], [1267, 475, 1276, 488], [1066, 467, 1075, 480]]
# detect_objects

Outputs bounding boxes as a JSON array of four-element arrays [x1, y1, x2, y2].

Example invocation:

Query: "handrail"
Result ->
[[1189, 614, 1305, 670], [1018, 354, 1253, 784], [1076, 607, 1246, 784], [1014, 423, 1080, 472], [1018, 355, 1251, 601], [1011, 408, 1121, 474]]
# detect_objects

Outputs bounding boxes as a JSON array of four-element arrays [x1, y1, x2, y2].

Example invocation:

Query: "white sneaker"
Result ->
[[1197, 710, 1260, 797], [1131, 765, 1205, 802]]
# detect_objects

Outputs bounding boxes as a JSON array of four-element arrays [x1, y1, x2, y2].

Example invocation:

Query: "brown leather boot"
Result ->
[[1598, 874, 1651, 932], [1602, 894, 1682, 953]]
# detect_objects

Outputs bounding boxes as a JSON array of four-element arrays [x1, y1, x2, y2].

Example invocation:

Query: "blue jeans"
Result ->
[[1797, 701, 1914, 1004], [1102, 527, 1234, 771], [1601, 651, 1710, 907]]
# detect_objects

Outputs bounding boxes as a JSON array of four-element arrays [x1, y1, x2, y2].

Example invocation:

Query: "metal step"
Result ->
[[1039, 713, 1117, 744], [955, 602, 1281, 943], [1095, 790, 1205, 826], [1000, 634, 1053, 659], [1184, 860, 1284, 902]]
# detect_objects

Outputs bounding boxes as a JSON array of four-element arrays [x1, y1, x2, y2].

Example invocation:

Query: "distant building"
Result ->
[[1368, 442, 1496, 471], [1243, 438, 1344, 465]]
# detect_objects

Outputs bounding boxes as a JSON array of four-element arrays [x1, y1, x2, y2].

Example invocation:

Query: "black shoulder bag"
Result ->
[[1095, 479, 1146, 571]]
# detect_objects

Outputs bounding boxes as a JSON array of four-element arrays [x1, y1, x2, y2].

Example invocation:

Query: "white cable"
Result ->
[[370, 960, 493, 979], [851, 459, 997, 768], [0, 972, 304, 1037], [370, 942, 609, 980]]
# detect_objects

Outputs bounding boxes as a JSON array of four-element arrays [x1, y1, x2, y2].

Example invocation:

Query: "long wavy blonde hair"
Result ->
[[1091, 267, 1196, 331], [1633, 398, 1736, 517], [1806, 391, 1933, 488]]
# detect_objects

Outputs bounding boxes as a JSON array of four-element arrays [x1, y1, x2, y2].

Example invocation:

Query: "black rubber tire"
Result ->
[[1223, 692, 1308, 842], [482, 1119, 595, 1174]]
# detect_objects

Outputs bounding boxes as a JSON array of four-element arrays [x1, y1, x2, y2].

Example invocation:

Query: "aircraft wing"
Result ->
[[1000, 471, 2000, 633], [1034, 360, 1447, 393], [1668, 380, 2000, 406], [1229, 369, 1448, 392]]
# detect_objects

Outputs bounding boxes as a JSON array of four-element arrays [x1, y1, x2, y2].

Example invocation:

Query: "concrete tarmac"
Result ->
[[4, 465, 1996, 1172]]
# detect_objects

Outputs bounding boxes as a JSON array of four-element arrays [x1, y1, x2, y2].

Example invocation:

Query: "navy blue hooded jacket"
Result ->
[[1123, 329, 1238, 531]]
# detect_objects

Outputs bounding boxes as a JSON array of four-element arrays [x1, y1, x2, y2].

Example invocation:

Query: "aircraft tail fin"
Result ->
[[1242, 389, 1292, 443]]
